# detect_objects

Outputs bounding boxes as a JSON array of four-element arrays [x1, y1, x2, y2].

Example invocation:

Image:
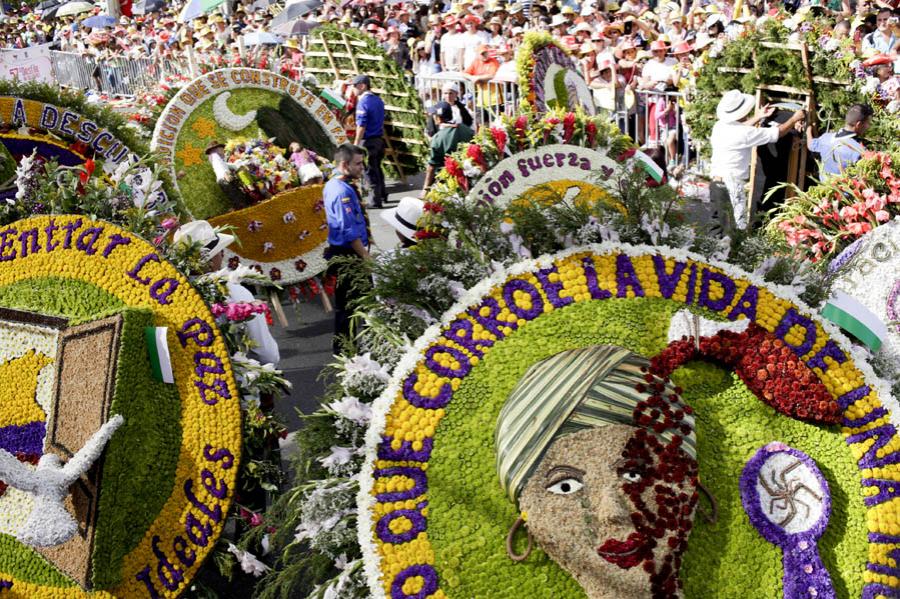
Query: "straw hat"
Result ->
[[649, 39, 668, 51], [579, 41, 595, 54], [716, 89, 755, 122], [173, 220, 235, 257], [381, 197, 424, 242], [671, 41, 693, 55]]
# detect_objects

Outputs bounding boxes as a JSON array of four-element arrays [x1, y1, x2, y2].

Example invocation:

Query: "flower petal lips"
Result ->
[[597, 532, 650, 568]]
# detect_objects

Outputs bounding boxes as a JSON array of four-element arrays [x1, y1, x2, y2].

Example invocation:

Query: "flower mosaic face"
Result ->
[[520, 424, 698, 599]]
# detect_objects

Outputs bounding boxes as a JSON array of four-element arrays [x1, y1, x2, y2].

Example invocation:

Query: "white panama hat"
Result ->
[[716, 89, 755, 122], [381, 196, 425, 241], [173, 220, 235, 257]]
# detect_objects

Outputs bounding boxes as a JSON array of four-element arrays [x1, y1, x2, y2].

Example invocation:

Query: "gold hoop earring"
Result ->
[[698, 481, 719, 524], [506, 516, 533, 562]]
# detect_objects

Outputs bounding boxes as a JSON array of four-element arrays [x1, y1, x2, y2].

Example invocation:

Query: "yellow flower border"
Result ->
[[0, 216, 241, 598], [362, 247, 900, 599]]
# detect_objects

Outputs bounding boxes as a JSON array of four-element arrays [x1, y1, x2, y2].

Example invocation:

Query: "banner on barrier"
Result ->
[[0, 44, 55, 85]]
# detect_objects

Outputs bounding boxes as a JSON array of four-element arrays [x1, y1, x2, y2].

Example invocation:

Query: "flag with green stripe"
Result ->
[[821, 290, 887, 352], [145, 327, 174, 384], [633, 149, 665, 183]]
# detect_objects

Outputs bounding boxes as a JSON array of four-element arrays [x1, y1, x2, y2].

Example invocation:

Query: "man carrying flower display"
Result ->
[[710, 90, 806, 231], [805, 103, 873, 178], [324, 143, 372, 354]]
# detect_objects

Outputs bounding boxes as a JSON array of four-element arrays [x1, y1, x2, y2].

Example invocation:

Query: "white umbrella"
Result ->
[[55, 1, 95, 16], [178, 0, 226, 22], [242, 31, 284, 46]]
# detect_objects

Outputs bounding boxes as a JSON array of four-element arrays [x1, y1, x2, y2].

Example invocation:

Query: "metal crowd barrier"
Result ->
[[611, 89, 692, 171], [49, 51, 191, 97], [415, 71, 521, 131]]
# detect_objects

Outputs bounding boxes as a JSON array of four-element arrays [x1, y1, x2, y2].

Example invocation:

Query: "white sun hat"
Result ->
[[716, 89, 755, 122], [381, 196, 425, 241], [173, 220, 235, 257]]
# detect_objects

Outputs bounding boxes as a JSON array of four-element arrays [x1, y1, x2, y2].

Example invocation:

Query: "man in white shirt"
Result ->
[[205, 141, 249, 209], [173, 221, 280, 366], [459, 14, 491, 69], [710, 90, 806, 231]]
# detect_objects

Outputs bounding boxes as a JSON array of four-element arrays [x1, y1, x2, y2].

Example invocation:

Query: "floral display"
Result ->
[[0, 89, 173, 207], [150, 68, 346, 219], [208, 185, 330, 285], [767, 151, 900, 264], [0, 216, 242, 597], [224, 138, 298, 200], [421, 109, 632, 234], [357, 246, 895, 599], [305, 25, 428, 179], [827, 220, 900, 395], [516, 32, 596, 115]]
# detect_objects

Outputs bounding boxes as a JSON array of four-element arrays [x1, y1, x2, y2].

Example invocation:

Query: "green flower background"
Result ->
[[173, 87, 336, 219], [427, 297, 866, 598]]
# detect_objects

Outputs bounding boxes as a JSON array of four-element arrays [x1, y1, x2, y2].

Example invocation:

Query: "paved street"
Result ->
[[271, 174, 423, 430]]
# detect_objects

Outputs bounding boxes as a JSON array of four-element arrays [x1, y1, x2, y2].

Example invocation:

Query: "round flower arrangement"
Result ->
[[358, 245, 897, 599], [0, 216, 242, 597], [827, 219, 900, 386], [421, 110, 632, 235], [516, 32, 596, 116], [0, 94, 157, 205], [208, 184, 330, 285], [150, 68, 347, 220]]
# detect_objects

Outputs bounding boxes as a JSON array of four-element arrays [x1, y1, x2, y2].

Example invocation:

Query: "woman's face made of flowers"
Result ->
[[519, 425, 698, 599]]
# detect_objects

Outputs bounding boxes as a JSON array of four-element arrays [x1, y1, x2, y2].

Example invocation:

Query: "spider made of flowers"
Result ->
[[494, 345, 706, 599], [757, 458, 824, 529]]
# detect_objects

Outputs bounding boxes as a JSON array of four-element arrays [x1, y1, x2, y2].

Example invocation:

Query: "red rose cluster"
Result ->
[[649, 324, 840, 424]]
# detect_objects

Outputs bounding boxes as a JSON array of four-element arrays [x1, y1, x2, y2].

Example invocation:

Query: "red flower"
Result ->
[[513, 115, 528, 149], [586, 120, 598, 147], [414, 229, 441, 240], [79, 159, 95, 185], [466, 143, 488, 171], [617, 148, 637, 162], [444, 156, 468, 190], [490, 127, 507, 155], [563, 112, 576, 143]]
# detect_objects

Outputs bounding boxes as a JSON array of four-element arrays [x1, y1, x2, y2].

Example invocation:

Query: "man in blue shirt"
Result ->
[[806, 103, 872, 178], [352, 75, 388, 209], [324, 143, 371, 353]]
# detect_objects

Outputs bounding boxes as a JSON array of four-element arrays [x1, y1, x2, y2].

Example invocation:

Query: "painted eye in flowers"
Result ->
[[547, 472, 584, 495], [621, 470, 643, 483]]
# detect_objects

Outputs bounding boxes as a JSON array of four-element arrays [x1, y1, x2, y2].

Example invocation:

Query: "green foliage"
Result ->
[[685, 20, 895, 156], [92, 307, 182, 589], [257, 95, 337, 159], [306, 25, 428, 177]]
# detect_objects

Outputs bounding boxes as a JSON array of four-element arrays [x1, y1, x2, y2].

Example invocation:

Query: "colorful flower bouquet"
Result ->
[[225, 138, 298, 202], [767, 150, 900, 263]]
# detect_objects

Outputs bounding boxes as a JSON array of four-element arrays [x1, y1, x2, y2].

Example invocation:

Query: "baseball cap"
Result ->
[[352, 74, 372, 86], [431, 101, 454, 121]]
